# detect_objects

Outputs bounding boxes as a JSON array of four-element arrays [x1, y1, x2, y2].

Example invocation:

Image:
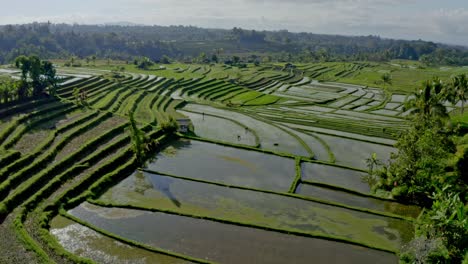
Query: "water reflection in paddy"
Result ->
[[296, 183, 420, 218], [99, 171, 414, 250], [147, 139, 295, 192], [70, 202, 398, 264], [50, 215, 190, 264]]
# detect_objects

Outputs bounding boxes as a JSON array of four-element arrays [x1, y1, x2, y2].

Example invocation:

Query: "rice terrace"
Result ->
[[0, 7, 468, 261], [0, 56, 466, 264]]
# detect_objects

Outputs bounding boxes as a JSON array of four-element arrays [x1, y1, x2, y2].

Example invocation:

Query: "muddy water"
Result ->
[[296, 184, 421, 218], [70, 202, 398, 264], [99, 171, 414, 251], [147, 139, 295, 192], [50, 215, 190, 264]]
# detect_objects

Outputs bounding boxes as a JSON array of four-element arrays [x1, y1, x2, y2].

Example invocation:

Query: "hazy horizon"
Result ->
[[0, 0, 467, 46]]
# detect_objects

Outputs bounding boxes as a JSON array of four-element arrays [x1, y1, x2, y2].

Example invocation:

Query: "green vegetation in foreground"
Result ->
[[366, 77, 468, 263]]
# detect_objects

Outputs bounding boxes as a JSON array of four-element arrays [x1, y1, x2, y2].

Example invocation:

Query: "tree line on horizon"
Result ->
[[0, 22, 467, 65]]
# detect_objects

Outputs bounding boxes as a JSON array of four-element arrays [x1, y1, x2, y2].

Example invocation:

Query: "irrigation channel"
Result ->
[[0, 64, 436, 263]]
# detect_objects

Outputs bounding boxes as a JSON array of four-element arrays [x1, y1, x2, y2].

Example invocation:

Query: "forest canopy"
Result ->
[[0, 22, 467, 65]]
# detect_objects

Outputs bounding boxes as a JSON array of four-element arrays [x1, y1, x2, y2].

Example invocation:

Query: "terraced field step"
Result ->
[[0, 113, 120, 210], [70, 202, 399, 263]]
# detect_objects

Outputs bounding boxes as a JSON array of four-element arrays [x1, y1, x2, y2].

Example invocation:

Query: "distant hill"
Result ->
[[0, 22, 467, 65]]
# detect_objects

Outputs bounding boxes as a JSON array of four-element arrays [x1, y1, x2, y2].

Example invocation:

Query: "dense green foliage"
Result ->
[[367, 75, 468, 262], [128, 111, 158, 166], [1, 23, 468, 65], [367, 118, 456, 203], [0, 55, 57, 104], [448, 74, 468, 114], [0, 77, 20, 104], [159, 116, 179, 134], [15, 55, 57, 97]]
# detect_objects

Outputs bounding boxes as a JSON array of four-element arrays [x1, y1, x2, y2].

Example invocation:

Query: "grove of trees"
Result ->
[[0, 55, 57, 104]]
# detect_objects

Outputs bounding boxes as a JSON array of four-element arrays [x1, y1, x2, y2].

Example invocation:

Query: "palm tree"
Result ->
[[450, 74, 468, 114], [128, 111, 146, 165], [404, 77, 448, 119]]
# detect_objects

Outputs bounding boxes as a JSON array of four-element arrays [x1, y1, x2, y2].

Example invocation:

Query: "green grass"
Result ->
[[243, 94, 282, 106], [337, 61, 468, 92], [452, 110, 468, 126]]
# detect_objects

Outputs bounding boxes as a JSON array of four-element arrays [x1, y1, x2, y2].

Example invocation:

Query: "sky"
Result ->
[[0, 0, 467, 45]]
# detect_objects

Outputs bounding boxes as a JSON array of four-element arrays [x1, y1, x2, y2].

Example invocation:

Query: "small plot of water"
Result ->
[[354, 105, 373, 111], [276, 124, 330, 161], [287, 123, 396, 146], [178, 110, 256, 146], [183, 104, 309, 156], [311, 85, 347, 93], [328, 96, 359, 108], [352, 98, 373, 106], [288, 86, 318, 95], [100, 171, 413, 249], [295, 105, 335, 113], [384, 102, 402, 110], [296, 184, 420, 218], [50, 215, 188, 264], [391, 94, 409, 103], [70, 203, 398, 264], [301, 162, 371, 193], [334, 110, 402, 122], [147, 139, 295, 192], [285, 90, 342, 102], [371, 109, 401, 116], [368, 100, 381, 106], [313, 134, 395, 170]]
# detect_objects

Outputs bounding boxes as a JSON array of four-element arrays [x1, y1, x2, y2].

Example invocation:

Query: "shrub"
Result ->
[[416, 188, 468, 261], [401, 188, 467, 263], [160, 116, 179, 134], [400, 236, 450, 264], [137, 57, 154, 70]]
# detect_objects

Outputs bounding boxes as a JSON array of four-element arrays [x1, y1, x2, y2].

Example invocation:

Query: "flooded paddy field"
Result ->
[[67, 202, 399, 264], [98, 171, 414, 250], [0, 67, 429, 263], [146, 139, 296, 192]]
